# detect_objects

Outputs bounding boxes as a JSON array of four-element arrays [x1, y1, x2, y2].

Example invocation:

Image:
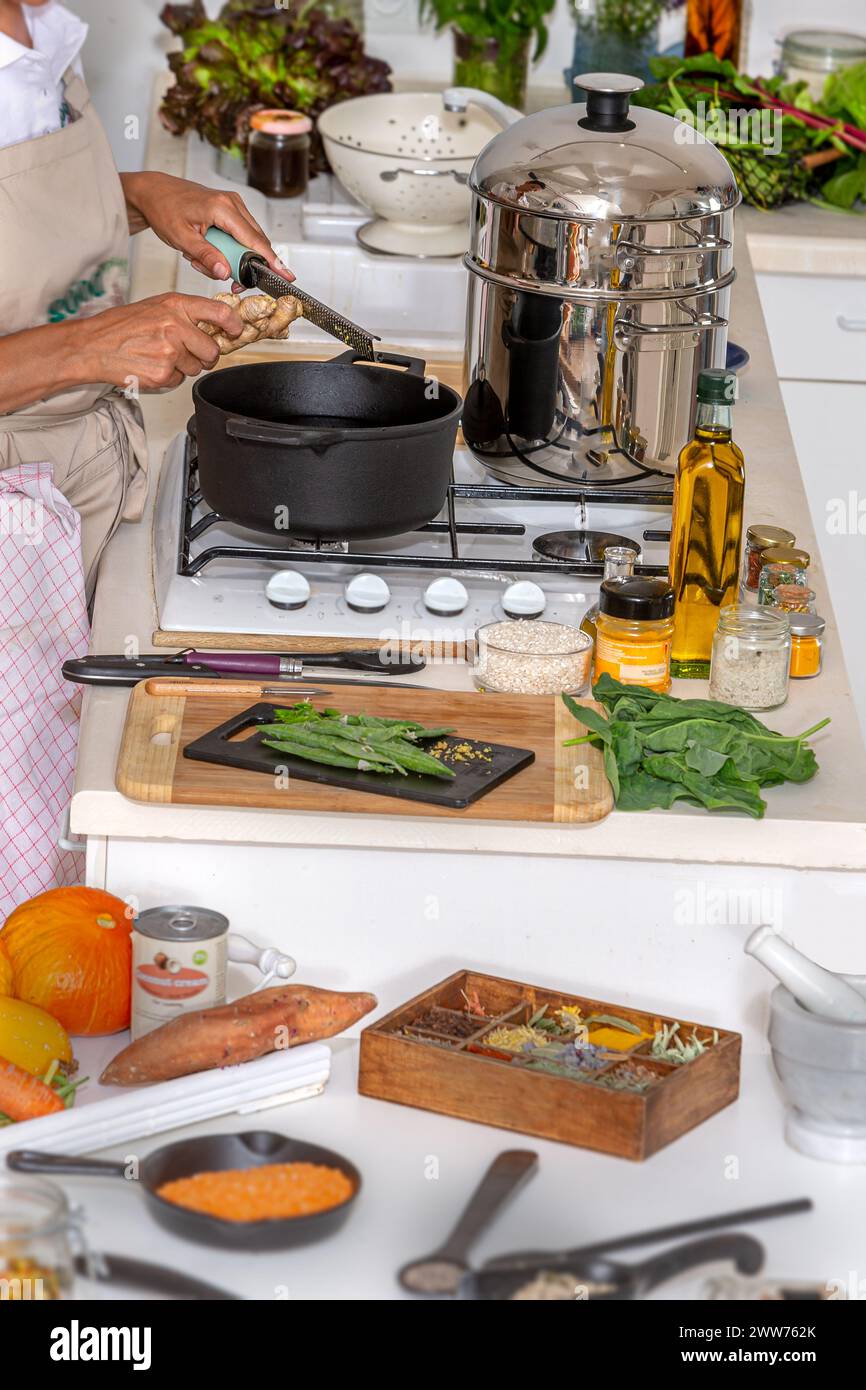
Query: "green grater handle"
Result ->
[[204, 226, 253, 282]]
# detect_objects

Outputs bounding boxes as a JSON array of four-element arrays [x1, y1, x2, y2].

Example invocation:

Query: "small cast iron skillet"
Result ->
[[460, 1232, 765, 1300], [7, 1131, 361, 1251]]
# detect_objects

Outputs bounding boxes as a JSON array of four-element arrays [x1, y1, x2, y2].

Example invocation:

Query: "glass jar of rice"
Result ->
[[471, 620, 592, 695]]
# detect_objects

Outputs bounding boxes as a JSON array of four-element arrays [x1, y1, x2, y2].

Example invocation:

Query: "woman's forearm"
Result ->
[[0, 322, 96, 414], [120, 172, 153, 235]]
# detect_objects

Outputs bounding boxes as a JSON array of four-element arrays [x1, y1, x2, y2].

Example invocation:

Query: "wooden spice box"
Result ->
[[358, 971, 741, 1161]]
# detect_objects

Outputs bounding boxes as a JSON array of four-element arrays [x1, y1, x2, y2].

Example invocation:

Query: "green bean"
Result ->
[[262, 724, 406, 772], [262, 738, 382, 772]]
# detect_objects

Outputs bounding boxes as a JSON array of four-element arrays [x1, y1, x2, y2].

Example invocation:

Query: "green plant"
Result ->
[[634, 51, 866, 211], [158, 1, 391, 170], [419, 0, 556, 62], [562, 674, 830, 818], [571, 0, 665, 43]]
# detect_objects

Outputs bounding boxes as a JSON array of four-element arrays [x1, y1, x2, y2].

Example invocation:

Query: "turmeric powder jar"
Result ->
[[594, 578, 675, 693], [781, 610, 825, 679]]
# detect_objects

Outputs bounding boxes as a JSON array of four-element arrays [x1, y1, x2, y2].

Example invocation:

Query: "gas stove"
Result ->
[[153, 429, 673, 648]]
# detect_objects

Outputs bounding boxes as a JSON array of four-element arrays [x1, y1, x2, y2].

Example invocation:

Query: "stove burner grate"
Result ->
[[177, 431, 670, 580]]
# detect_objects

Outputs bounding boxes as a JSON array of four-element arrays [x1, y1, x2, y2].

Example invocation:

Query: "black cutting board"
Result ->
[[182, 702, 535, 809]]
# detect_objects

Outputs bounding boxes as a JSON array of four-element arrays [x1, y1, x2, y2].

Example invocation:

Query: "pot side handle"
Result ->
[[224, 417, 346, 451], [334, 348, 426, 377]]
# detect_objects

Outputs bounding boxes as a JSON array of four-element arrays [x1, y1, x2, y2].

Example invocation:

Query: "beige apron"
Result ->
[[0, 68, 148, 595]]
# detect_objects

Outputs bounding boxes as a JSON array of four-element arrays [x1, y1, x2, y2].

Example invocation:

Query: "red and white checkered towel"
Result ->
[[0, 463, 90, 917]]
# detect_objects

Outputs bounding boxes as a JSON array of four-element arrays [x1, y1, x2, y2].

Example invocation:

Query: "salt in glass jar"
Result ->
[[708, 606, 791, 711], [471, 620, 592, 695]]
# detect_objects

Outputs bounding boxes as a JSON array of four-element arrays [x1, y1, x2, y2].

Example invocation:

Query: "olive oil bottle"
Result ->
[[668, 368, 745, 678]]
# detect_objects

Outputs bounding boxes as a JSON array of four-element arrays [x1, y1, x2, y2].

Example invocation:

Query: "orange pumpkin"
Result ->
[[2, 887, 132, 1035], [0, 937, 13, 996]]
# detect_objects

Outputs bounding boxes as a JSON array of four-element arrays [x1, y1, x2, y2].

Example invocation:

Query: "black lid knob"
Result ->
[[574, 72, 644, 133]]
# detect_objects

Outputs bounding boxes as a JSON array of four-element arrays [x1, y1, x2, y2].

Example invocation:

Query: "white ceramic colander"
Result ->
[[317, 92, 501, 258]]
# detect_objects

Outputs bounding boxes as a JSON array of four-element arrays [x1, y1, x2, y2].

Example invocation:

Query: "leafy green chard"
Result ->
[[562, 675, 829, 818], [633, 51, 866, 212]]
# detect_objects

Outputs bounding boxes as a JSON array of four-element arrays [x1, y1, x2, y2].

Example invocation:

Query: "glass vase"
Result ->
[[453, 29, 531, 111], [566, 0, 663, 95]]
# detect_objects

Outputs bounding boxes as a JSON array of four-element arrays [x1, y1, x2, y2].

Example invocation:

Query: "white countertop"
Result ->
[[69, 92, 866, 871], [67, 1037, 860, 1302]]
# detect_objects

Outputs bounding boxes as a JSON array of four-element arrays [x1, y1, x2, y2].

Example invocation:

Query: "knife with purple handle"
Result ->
[[62, 648, 426, 686]]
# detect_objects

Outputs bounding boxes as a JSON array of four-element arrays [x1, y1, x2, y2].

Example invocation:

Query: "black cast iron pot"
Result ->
[[192, 350, 463, 541]]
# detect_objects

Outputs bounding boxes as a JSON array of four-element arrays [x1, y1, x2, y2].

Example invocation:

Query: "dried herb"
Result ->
[[651, 1022, 718, 1065]]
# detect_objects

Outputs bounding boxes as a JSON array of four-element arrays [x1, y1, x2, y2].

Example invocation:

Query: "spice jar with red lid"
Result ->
[[247, 109, 312, 199]]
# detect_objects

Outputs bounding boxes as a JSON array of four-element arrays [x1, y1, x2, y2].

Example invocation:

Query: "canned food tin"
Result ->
[[131, 906, 229, 1040]]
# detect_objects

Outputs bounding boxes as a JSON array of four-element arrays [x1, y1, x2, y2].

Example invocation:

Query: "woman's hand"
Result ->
[[0, 296, 244, 414], [75, 293, 246, 390], [120, 172, 293, 282]]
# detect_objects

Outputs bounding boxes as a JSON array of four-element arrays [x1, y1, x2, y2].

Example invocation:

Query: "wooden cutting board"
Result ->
[[115, 679, 613, 824]]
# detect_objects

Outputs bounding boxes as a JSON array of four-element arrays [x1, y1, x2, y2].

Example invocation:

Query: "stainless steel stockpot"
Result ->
[[462, 74, 740, 487]]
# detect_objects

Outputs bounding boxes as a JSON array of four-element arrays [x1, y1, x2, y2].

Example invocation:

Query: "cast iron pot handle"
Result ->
[[224, 417, 347, 451], [6, 1149, 128, 1179], [333, 348, 426, 376], [631, 1232, 765, 1297]]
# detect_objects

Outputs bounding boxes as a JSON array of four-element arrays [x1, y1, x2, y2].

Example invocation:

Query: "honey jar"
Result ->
[[594, 577, 675, 693], [247, 109, 312, 199]]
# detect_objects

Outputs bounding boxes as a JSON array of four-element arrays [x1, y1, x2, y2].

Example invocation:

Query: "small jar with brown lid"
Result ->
[[743, 524, 795, 592], [247, 109, 312, 199], [757, 546, 811, 606], [594, 577, 675, 693]]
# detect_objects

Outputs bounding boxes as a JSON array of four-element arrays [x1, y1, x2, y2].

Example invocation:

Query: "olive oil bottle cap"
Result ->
[[697, 368, 737, 404]]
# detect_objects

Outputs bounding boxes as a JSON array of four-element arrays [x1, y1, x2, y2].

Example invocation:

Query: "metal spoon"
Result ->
[[399, 1150, 538, 1296]]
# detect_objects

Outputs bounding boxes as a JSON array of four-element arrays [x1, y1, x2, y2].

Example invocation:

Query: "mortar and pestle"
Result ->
[[745, 925, 866, 1163]]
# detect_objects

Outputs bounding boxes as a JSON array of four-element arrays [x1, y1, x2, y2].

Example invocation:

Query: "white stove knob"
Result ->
[[503, 580, 546, 619], [265, 570, 311, 611], [345, 572, 390, 613], [424, 576, 468, 616]]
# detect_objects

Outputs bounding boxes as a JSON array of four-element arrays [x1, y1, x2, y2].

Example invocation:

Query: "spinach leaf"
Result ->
[[560, 677, 829, 817]]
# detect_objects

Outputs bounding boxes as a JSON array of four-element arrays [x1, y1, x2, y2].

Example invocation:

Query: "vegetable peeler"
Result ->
[[204, 226, 379, 359]]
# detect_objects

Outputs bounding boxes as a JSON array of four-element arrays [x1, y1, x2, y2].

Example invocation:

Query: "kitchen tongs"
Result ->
[[205, 226, 379, 359]]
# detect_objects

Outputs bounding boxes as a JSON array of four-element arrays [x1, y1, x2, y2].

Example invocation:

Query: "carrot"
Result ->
[[100, 984, 377, 1086], [0, 1056, 65, 1121]]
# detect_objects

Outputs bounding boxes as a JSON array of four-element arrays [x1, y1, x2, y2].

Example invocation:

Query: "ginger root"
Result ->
[[199, 292, 304, 355]]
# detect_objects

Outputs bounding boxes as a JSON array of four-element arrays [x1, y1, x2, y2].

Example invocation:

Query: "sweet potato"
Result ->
[[100, 985, 377, 1087]]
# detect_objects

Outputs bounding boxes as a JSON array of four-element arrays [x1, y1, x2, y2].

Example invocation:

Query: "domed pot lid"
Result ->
[[470, 73, 740, 221]]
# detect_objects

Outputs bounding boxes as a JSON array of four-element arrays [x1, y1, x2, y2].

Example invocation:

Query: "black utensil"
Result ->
[[62, 647, 426, 687], [481, 1196, 813, 1273], [7, 1131, 361, 1251], [75, 1252, 240, 1300], [463, 1232, 765, 1301], [399, 1150, 538, 1296]]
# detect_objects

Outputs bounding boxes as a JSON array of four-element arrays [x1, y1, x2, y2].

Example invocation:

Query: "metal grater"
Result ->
[[248, 262, 379, 360]]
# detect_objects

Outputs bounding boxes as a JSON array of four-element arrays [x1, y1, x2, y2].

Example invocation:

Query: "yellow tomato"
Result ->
[[0, 995, 73, 1076]]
